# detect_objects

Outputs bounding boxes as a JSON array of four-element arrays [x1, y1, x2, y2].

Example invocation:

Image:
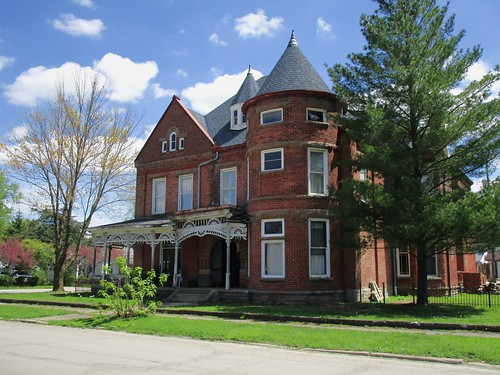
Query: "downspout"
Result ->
[[197, 152, 219, 209]]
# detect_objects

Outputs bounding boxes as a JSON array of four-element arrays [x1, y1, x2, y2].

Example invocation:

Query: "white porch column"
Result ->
[[173, 240, 180, 287], [225, 223, 231, 290], [125, 231, 132, 267], [150, 231, 156, 271], [101, 234, 108, 280]]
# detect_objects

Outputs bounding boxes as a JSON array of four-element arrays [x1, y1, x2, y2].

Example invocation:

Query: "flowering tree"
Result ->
[[0, 238, 33, 271]]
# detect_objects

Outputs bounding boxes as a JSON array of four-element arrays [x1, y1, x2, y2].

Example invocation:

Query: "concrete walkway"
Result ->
[[0, 287, 90, 294]]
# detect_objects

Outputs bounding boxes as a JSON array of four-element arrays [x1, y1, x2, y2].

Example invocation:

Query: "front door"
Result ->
[[162, 244, 181, 287], [210, 241, 239, 288]]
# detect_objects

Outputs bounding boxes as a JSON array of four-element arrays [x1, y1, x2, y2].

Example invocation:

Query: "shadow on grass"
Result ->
[[200, 302, 488, 321]]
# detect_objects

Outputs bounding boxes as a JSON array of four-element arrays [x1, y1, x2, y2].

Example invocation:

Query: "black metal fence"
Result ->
[[402, 285, 500, 308]]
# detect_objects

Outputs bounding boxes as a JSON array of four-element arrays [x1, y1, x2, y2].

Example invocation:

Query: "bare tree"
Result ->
[[0, 71, 138, 291]]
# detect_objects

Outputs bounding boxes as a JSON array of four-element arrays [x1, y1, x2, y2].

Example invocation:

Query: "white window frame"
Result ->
[[169, 132, 177, 151], [306, 108, 326, 122], [261, 240, 285, 278], [230, 103, 246, 130], [178, 174, 193, 211], [359, 168, 368, 181], [396, 248, 411, 277], [261, 148, 284, 172], [220, 167, 237, 206], [308, 219, 330, 278], [260, 108, 283, 125], [308, 148, 328, 196], [161, 141, 168, 153], [261, 218, 285, 238], [152, 178, 166, 215], [179, 137, 185, 150], [427, 253, 438, 277]]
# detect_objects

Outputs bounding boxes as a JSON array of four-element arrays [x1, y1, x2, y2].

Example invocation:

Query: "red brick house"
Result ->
[[90, 33, 476, 302]]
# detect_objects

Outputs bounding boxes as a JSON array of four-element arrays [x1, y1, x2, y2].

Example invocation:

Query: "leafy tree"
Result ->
[[0, 71, 138, 292], [0, 172, 20, 239], [328, 0, 499, 304]]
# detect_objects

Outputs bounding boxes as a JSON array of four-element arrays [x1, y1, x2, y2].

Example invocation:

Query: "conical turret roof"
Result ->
[[257, 32, 331, 95], [231, 67, 260, 105]]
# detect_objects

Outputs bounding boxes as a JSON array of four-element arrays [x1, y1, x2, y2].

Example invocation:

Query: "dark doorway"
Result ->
[[161, 244, 181, 287], [210, 241, 240, 287]]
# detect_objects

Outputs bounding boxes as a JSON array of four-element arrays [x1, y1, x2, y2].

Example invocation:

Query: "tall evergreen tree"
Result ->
[[329, 0, 499, 304]]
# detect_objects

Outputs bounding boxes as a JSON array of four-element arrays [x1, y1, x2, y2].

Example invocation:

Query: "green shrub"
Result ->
[[98, 257, 167, 317], [32, 269, 49, 285], [0, 274, 13, 286]]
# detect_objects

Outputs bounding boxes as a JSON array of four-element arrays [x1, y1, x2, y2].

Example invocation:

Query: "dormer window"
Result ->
[[307, 108, 326, 123], [169, 132, 177, 151], [230, 103, 246, 130]]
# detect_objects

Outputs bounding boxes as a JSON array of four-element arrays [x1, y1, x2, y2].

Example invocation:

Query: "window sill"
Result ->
[[260, 278, 286, 282], [308, 277, 331, 282]]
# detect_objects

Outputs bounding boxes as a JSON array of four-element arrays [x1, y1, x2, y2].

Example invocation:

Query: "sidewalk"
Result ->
[[0, 287, 90, 294]]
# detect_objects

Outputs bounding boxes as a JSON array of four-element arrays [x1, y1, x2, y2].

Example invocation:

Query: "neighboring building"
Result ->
[[90, 33, 477, 303]]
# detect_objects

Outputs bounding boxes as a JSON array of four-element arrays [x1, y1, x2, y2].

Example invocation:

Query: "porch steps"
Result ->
[[164, 289, 216, 306], [369, 281, 383, 303]]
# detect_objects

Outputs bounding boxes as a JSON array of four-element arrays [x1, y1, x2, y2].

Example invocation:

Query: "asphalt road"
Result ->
[[0, 320, 498, 375]]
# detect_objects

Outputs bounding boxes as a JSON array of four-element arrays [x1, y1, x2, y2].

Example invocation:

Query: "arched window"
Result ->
[[169, 132, 177, 151]]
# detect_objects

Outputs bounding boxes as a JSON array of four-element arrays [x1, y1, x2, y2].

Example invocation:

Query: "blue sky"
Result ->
[[0, 0, 498, 221]]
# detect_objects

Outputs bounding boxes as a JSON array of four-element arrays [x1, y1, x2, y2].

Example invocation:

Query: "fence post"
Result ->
[[383, 282, 386, 304], [412, 284, 416, 304], [488, 289, 492, 308]]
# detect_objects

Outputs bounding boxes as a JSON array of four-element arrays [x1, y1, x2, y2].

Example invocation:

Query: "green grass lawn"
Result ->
[[50, 314, 500, 364], [0, 304, 74, 320], [164, 302, 500, 326], [1, 292, 499, 325]]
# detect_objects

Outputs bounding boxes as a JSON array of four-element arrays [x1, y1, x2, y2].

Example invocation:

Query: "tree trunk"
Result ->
[[416, 243, 429, 305], [52, 266, 65, 292]]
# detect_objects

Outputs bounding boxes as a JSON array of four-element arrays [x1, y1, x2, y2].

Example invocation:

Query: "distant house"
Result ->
[[90, 33, 477, 303]]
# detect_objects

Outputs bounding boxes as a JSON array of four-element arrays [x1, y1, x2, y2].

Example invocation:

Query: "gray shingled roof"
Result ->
[[186, 33, 329, 148], [257, 32, 331, 95], [231, 69, 260, 105]]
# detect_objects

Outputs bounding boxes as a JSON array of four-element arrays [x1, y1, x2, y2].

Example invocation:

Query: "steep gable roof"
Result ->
[[257, 32, 331, 95]]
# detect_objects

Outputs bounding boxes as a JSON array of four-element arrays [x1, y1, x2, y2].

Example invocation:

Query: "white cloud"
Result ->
[[50, 13, 105, 38], [181, 69, 263, 114], [176, 69, 189, 78], [210, 67, 223, 78], [209, 33, 227, 47], [234, 9, 283, 38], [452, 60, 500, 98], [4, 54, 159, 105], [3, 62, 95, 105], [316, 17, 335, 39], [0, 56, 15, 71], [71, 0, 95, 8], [151, 83, 176, 99], [94, 53, 158, 102]]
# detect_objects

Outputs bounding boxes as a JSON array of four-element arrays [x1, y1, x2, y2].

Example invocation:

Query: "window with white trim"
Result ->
[[359, 168, 368, 181], [261, 148, 284, 172], [179, 138, 185, 150], [427, 253, 438, 277], [169, 132, 177, 151], [308, 149, 328, 195], [261, 219, 285, 278], [230, 103, 246, 130], [152, 178, 166, 214], [261, 108, 283, 125], [307, 108, 326, 122], [261, 219, 284, 237], [396, 248, 410, 277], [220, 168, 237, 206], [178, 174, 193, 211], [309, 219, 330, 277], [161, 141, 168, 153]]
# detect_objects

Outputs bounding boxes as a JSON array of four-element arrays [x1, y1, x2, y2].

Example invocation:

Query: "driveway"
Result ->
[[0, 320, 498, 374]]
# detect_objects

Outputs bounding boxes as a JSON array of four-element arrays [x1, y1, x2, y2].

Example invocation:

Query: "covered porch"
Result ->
[[89, 208, 248, 290]]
